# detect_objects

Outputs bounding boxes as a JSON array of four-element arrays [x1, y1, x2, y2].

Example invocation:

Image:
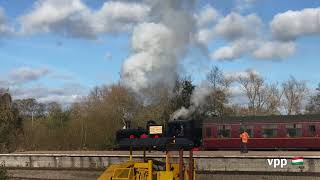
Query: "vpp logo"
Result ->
[[267, 159, 288, 168]]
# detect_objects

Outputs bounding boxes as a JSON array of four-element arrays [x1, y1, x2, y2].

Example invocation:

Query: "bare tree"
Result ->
[[206, 66, 232, 92], [13, 98, 45, 118], [238, 70, 267, 115], [67, 84, 140, 149], [264, 83, 283, 114], [305, 83, 320, 114], [282, 76, 308, 115], [205, 66, 232, 117], [138, 83, 172, 125]]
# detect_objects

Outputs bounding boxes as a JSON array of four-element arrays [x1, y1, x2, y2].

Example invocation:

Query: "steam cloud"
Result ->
[[120, 0, 212, 120], [171, 82, 212, 120], [121, 0, 195, 93]]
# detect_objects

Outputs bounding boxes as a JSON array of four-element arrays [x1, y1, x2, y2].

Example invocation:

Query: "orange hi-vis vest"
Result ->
[[240, 132, 249, 143]]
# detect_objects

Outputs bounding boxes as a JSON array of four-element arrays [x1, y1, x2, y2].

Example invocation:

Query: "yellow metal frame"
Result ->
[[98, 151, 196, 180], [112, 168, 134, 180]]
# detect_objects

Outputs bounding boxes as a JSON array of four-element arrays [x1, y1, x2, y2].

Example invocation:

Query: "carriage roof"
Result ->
[[204, 114, 320, 124]]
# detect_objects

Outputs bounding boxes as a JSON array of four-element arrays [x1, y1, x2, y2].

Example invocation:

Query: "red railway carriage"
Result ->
[[203, 115, 320, 150]]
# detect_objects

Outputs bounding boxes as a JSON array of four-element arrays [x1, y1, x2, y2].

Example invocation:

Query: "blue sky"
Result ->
[[0, 0, 320, 104]]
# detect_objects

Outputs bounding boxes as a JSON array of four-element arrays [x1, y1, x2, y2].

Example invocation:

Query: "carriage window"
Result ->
[[240, 125, 254, 137], [286, 124, 302, 137], [309, 125, 316, 136], [217, 125, 231, 138], [262, 124, 277, 138], [206, 127, 212, 137]]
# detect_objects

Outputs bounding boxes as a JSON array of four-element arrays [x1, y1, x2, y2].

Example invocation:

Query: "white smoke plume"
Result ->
[[171, 82, 212, 120], [172, 106, 190, 120], [191, 82, 212, 107], [121, 0, 196, 94], [120, 0, 209, 120]]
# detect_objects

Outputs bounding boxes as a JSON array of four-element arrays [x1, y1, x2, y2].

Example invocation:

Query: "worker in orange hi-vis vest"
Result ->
[[240, 130, 249, 153]]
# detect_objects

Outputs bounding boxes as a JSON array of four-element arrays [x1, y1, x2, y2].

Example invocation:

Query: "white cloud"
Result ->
[[214, 12, 262, 41], [90, 1, 150, 34], [253, 41, 296, 59], [12, 86, 61, 99], [270, 7, 320, 41], [37, 94, 81, 104], [19, 0, 150, 38], [208, 9, 301, 61], [194, 8, 263, 47], [229, 85, 249, 105], [10, 67, 51, 84], [0, 78, 10, 88], [193, 5, 219, 45], [195, 5, 219, 27], [212, 39, 296, 61], [229, 85, 243, 95], [19, 0, 87, 34], [0, 7, 13, 35], [194, 10, 265, 58], [11, 83, 86, 105], [1, 66, 85, 105], [212, 46, 240, 60], [207, 12, 264, 60], [195, 27, 215, 45], [211, 39, 259, 60], [224, 68, 259, 80], [8, 66, 78, 85]]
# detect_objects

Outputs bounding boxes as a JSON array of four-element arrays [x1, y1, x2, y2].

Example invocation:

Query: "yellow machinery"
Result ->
[[98, 149, 196, 180]]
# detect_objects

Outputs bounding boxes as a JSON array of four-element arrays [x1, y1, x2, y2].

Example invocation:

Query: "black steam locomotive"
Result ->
[[116, 119, 202, 150]]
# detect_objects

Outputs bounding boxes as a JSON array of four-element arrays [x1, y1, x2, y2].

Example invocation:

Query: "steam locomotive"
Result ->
[[116, 119, 202, 150], [116, 114, 320, 150]]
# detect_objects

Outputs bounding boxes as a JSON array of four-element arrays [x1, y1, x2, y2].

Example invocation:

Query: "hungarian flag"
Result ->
[[291, 157, 304, 165]]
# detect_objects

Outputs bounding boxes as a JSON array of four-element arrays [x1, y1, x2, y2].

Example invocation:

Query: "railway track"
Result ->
[[12, 150, 320, 157], [7, 170, 102, 180], [6, 170, 320, 180], [11, 150, 320, 157], [2, 151, 320, 179]]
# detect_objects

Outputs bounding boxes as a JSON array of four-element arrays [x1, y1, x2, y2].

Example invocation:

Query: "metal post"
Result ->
[[166, 151, 170, 172], [148, 160, 153, 180], [179, 148, 184, 180], [189, 150, 194, 180], [143, 147, 146, 162], [129, 146, 133, 161], [193, 159, 196, 180], [31, 111, 34, 130]]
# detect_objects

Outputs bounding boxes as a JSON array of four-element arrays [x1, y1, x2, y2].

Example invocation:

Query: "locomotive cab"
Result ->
[[167, 119, 202, 147]]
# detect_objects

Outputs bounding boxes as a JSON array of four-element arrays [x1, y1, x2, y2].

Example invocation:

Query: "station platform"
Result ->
[[12, 150, 320, 158], [1, 151, 320, 174]]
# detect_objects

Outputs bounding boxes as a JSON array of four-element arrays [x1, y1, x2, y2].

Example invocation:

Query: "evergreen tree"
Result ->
[[0, 92, 21, 152]]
